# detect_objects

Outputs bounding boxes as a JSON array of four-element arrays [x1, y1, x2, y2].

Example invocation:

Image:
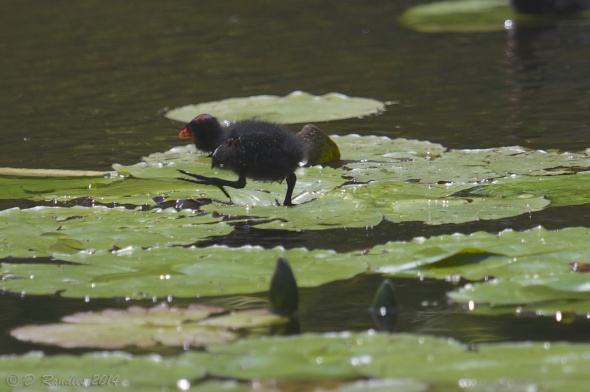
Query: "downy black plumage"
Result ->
[[178, 114, 305, 206]]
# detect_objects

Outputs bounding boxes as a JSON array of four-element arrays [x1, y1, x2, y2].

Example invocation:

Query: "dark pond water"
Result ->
[[1, 0, 590, 356]]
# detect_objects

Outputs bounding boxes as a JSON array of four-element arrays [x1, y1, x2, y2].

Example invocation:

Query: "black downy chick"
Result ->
[[177, 114, 305, 206]]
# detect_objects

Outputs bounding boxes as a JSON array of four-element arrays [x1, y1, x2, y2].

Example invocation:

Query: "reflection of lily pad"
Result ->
[[399, 0, 513, 33], [10, 303, 286, 349], [164, 91, 387, 124]]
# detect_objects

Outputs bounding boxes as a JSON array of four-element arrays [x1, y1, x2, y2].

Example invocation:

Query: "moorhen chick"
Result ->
[[177, 114, 305, 206]]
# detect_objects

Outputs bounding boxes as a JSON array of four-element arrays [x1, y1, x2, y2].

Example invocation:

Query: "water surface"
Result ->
[[1, 0, 590, 357]]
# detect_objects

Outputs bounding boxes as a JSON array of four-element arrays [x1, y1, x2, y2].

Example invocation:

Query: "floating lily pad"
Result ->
[[4, 332, 590, 390], [338, 180, 549, 225], [114, 137, 589, 227], [0, 167, 114, 177], [0, 246, 364, 299], [399, 0, 514, 33], [198, 331, 590, 389], [4, 225, 590, 316], [10, 303, 287, 349], [0, 351, 209, 391], [2, 137, 588, 232], [0, 206, 232, 258], [0, 175, 119, 201], [464, 172, 590, 208], [164, 91, 387, 124], [366, 226, 590, 315]]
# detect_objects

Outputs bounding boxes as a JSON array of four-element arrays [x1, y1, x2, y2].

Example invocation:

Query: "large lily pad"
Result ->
[[366, 226, 590, 316], [0, 246, 364, 299], [114, 137, 589, 228], [335, 180, 549, 225], [4, 225, 590, 317], [0, 331, 590, 391], [0, 205, 231, 258], [200, 331, 590, 389], [164, 91, 388, 124], [4, 332, 590, 390], [463, 172, 590, 208]]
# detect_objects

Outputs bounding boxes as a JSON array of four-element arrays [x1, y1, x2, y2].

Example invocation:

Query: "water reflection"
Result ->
[[1, 0, 590, 170], [3, 270, 590, 356], [501, 16, 590, 149]]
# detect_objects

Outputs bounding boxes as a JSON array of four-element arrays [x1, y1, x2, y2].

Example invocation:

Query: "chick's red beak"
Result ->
[[179, 128, 192, 139]]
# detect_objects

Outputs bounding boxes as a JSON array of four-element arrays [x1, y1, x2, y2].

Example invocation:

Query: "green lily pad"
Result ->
[[4, 225, 590, 315], [323, 379, 430, 392], [112, 138, 589, 228], [0, 351, 209, 391], [0, 246, 364, 299], [447, 247, 590, 312], [399, 0, 514, 33], [198, 331, 590, 389], [199, 308, 288, 330], [3, 137, 589, 231], [3, 332, 590, 390], [0, 206, 232, 258], [0, 175, 119, 201], [339, 180, 549, 225], [464, 172, 590, 208], [164, 91, 387, 124], [10, 303, 287, 349], [364, 226, 590, 315], [342, 141, 590, 183]]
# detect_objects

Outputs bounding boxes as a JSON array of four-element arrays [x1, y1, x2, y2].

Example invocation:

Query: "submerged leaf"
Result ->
[[10, 303, 285, 349], [370, 279, 397, 311]]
